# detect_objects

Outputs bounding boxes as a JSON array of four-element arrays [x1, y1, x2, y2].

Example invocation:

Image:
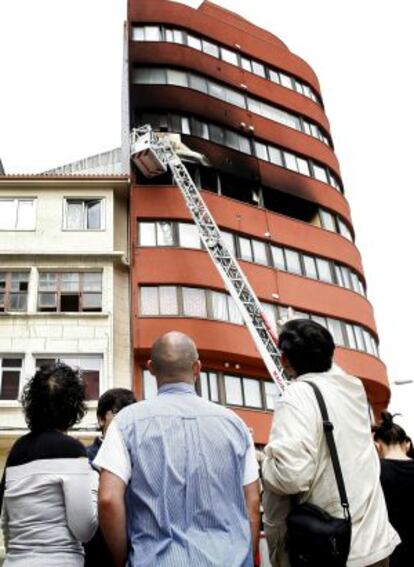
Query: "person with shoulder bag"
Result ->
[[262, 319, 399, 567]]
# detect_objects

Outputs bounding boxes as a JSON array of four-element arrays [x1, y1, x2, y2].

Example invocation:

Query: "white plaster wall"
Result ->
[[0, 187, 115, 253]]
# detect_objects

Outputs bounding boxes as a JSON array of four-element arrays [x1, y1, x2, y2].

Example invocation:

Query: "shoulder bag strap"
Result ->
[[304, 380, 351, 520]]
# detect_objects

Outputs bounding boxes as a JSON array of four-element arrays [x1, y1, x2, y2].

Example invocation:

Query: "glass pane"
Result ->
[[178, 223, 201, 248], [166, 69, 187, 87], [187, 34, 202, 50], [189, 74, 208, 94], [269, 69, 280, 83], [354, 326, 366, 351], [157, 221, 174, 246], [363, 330, 374, 355], [182, 287, 207, 317], [144, 26, 161, 41], [239, 136, 252, 155], [139, 222, 156, 246], [221, 48, 238, 65], [261, 302, 277, 331], [225, 130, 241, 151], [243, 378, 262, 408], [181, 117, 191, 134], [0, 370, 20, 400], [220, 231, 235, 255], [254, 142, 268, 161], [143, 369, 157, 399], [86, 200, 101, 229], [209, 372, 219, 402], [313, 164, 328, 183], [350, 272, 360, 293], [345, 324, 357, 349], [17, 200, 35, 229], [280, 73, 293, 89], [227, 296, 243, 325], [0, 292, 4, 307], [285, 249, 301, 274], [211, 291, 228, 321], [0, 200, 16, 229], [334, 264, 344, 287], [202, 40, 219, 57], [66, 201, 83, 229], [316, 258, 333, 283], [303, 255, 317, 279], [226, 89, 245, 108], [61, 273, 80, 292], [252, 240, 268, 265], [241, 57, 251, 71], [159, 286, 178, 315], [320, 210, 336, 231], [140, 287, 159, 315], [239, 237, 253, 261], [284, 152, 298, 171], [265, 381, 278, 410], [209, 124, 225, 145], [268, 147, 283, 166], [327, 318, 344, 346], [82, 272, 102, 291], [311, 314, 327, 328], [272, 246, 286, 270], [82, 293, 102, 309], [9, 293, 27, 311], [173, 30, 184, 44], [208, 82, 225, 100], [38, 293, 57, 307], [2, 358, 23, 368], [297, 158, 310, 176], [341, 266, 352, 289], [251, 61, 265, 78], [225, 375, 242, 405], [10, 272, 29, 291], [132, 27, 145, 41], [199, 372, 209, 399], [338, 219, 352, 241], [83, 370, 100, 401]]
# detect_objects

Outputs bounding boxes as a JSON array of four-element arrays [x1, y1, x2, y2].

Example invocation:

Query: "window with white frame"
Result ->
[[38, 272, 102, 313], [224, 375, 263, 408], [0, 199, 36, 230], [0, 272, 30, 312], [35, 355, 102, 400], [142, 368, 158, 400], [198, 371, 219, 402], [64, 199, 104, 230], [0, 357, 23, 400]]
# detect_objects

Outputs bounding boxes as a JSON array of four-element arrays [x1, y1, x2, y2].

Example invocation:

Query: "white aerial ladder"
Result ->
[[131, 125, 288, 395]]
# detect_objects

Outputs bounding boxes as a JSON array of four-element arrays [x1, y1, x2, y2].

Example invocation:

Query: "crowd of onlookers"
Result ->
[[0, 320, 413, 566]]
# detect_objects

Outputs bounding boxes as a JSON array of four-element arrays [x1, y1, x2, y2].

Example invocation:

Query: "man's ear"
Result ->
[[192, 359, 201, 381], [147, 359, 156, 376]]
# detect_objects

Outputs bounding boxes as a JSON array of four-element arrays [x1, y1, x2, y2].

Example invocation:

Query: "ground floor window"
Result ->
[[0, 356, 23, 400]]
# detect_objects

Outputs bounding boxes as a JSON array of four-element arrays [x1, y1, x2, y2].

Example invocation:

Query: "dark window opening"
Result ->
[[60, 295, 80, 312], [262, 186, 318, 223]]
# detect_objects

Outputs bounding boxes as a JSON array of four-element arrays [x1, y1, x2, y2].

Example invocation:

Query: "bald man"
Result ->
[[95, 332, 260, 567]]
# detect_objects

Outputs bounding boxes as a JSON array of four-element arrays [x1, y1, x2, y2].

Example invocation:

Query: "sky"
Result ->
[[0, 1, 412, 429]]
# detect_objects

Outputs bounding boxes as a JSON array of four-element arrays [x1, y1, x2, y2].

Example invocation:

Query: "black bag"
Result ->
[[286, 381, 351, 567]]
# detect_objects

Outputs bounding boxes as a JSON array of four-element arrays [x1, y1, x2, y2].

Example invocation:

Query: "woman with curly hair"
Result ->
[[373, 411, 414, 566], [1, 363, 98, 566]]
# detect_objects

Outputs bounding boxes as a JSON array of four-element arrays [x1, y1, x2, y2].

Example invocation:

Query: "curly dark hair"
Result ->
[[21, 363, 87, 432]]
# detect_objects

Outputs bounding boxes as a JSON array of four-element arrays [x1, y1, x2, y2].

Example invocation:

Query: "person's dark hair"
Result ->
[[405, 436, 414, 459], [22, 363, 86, 432], [372, 411, 407, 446], [279, 319, 335, 376], [97, 388, 136, 419]]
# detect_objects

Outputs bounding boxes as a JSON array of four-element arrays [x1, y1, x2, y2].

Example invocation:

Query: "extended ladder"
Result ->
[[131, 126, 288, 395]]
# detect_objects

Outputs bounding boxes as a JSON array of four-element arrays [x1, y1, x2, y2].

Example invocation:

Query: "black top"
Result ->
[[6, 430, 86, 467], [380, 458, 414, 567]]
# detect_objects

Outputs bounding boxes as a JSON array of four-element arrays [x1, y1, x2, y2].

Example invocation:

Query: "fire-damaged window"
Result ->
[[38, 272, 102, 313], [0, 272, 29, 312]]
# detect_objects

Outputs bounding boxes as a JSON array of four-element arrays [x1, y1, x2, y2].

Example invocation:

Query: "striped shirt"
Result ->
[[95, 382, 258, 566]]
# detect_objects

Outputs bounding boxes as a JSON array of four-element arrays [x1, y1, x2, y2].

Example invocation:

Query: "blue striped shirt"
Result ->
[[97, 382, 256, 566]]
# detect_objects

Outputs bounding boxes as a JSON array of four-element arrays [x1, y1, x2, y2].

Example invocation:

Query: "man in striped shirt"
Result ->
[[96, 331, 260, 566]]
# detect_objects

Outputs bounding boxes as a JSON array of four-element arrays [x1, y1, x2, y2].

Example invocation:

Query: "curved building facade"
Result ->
[[128, 0, 389, 443]]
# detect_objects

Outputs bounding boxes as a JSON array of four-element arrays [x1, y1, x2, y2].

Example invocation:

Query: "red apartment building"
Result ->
[[128, 0, 389, 444]]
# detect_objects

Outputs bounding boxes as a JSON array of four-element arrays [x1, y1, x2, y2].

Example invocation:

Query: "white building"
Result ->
[[0, 174, 131, 467]]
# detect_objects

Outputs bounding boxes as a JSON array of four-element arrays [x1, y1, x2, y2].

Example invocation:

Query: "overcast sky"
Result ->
[[0, 1, 412, 429]]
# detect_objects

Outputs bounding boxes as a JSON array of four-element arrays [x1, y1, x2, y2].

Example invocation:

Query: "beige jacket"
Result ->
[[262, 366, 400, 567]]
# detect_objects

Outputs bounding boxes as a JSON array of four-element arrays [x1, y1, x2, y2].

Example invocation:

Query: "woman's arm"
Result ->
[[61, 459, 99, 543]]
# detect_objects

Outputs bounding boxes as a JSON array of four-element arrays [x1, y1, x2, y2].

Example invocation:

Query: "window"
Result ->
[[284, 152, 298, 172], [252, 61, 266, 78], [313, 164, 329, 183], [264, 381, 278, 410], [338, 219, 353, 241], [269, 69, 280, 83], [221, 48, 238, 65], [227, 296, 243, 325], [0, 272, 29, 312], [178, 223, 201, 249], [316, 258, 333, 283], [327, 318, 345, 346], [254, 142, 268, 161], [38, 272, 102, 313], [143, 26, 161, 41], [303, 255, 318, 279], [221, 231, 235, 255], [64, 199, 103, 230], [156, 221, 174, 246], [187, 34, 202, 50], [0, 357, 23, 400], [319, 210, 336, 232], [182, 287, 207, 318], [142, 368, 157, 400], [35, 356, 101, 401], [139, 222, 156, 246], [140, 286, 178, 316], [268, 147, 283, 166], [166, 68, 187, 87], [198, 371, 219, 402], [241, 57, 252, 72], [209, 124, 225, 145], [0, 199, 36, 230], [239, 237, 253, 262], [272, 246, 285, 270], [202, 40, 219, 57], [280, 73, 293, 89], [345, 324, 357, 349], [225, 375, 263, 408], [285, 249, 301, 274], [189, 74, 208, 94], [252, 240, 268, 265]]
